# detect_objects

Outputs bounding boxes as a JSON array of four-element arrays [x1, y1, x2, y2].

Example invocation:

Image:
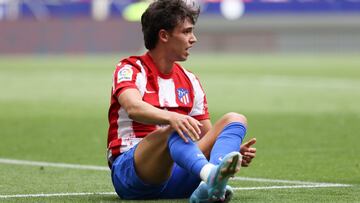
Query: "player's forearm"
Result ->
[[126, 100, 174, 125]]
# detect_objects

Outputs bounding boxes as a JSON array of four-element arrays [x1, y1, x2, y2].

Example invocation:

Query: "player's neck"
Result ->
[[148, 49, 174, 74]]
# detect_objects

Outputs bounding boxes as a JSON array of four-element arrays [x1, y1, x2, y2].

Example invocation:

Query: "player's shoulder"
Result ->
[[113, 55, 146, 84], [115, 55, 143, 72]]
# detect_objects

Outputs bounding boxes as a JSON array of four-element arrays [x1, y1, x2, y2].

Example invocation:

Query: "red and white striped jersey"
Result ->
[[107, 53, 209, 165]]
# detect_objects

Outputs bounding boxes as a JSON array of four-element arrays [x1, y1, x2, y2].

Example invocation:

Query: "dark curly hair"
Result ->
[[141, 0, 200, 50]]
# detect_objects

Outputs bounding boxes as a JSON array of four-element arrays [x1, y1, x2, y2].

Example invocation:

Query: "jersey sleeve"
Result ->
[[112, 62, 140, 98]]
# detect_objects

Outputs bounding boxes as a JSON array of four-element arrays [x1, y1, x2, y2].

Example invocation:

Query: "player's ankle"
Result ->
[[199, 163, 215, 182]]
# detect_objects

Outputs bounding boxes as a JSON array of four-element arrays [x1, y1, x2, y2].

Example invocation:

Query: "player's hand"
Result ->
[[169, 112, 202, 143], [240, 138, 257, 167]]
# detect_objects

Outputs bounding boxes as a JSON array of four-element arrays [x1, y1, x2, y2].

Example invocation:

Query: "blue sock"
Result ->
[[168, 132, 209, 177], [210, 122, 247, 165]]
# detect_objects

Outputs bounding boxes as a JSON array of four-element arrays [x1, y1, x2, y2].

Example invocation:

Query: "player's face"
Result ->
[[167, 18, 197, 61]]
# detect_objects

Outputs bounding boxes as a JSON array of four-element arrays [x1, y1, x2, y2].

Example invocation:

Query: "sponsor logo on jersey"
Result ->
[[177, 88, 190, 105], [117, 65, 133, 83]]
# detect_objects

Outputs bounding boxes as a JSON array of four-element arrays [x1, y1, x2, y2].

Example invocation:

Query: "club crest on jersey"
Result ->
[[117, 65, 133, 83], [177, 88, 190, 105]]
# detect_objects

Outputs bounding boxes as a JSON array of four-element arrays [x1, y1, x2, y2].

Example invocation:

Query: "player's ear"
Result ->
[[158, 29, 169, 43]]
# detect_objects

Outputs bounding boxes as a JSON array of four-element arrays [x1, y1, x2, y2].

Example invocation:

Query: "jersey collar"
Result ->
[[141, 52, 175, 79]]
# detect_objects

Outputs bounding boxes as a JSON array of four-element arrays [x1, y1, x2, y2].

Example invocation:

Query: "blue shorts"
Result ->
[[111, 145, 201, 200]]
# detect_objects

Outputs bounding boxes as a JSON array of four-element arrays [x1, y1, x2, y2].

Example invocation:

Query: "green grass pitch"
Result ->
[[0, 53, 359, 202]]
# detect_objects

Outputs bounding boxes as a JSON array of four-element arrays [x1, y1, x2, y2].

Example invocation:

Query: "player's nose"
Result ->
[[190, 33, 197, 44]]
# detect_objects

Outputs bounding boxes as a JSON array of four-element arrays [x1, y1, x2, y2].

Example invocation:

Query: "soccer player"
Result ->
[[107, 0, 257, 202]]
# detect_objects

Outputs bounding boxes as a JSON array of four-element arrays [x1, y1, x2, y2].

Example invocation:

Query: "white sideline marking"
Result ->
[[0, 158, 109, 171], [232, 177, 345, 186], [0, 192, 116, 199], [0, 157, 352, 199], [0, 184, 351, 199], [234, 184, 351, 191]]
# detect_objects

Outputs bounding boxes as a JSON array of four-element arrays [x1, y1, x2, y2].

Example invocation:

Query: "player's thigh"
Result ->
[[198, 112, 247, 158], [111, 145, 167, 200], [133, 126, 175, 184]]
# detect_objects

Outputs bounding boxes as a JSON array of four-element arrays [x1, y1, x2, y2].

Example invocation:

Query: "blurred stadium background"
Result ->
[[1, 0, 359, 54], [1, 0, 360, 202]]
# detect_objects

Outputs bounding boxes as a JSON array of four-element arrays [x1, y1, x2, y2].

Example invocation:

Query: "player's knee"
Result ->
[[222, 112, 247, 127]]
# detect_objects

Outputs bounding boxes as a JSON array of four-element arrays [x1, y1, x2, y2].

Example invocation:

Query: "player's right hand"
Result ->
[[168, 112, 202, 143]]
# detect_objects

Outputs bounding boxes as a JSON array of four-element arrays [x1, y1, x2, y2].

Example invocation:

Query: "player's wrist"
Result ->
[[163, 111, 176, 125]]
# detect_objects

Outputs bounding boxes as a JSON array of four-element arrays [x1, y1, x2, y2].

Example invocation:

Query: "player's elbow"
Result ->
[[126, 104, 141, 120]]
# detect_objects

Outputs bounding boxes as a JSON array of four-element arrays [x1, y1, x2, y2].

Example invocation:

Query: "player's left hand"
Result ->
[[240, 138, 257, 167]]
